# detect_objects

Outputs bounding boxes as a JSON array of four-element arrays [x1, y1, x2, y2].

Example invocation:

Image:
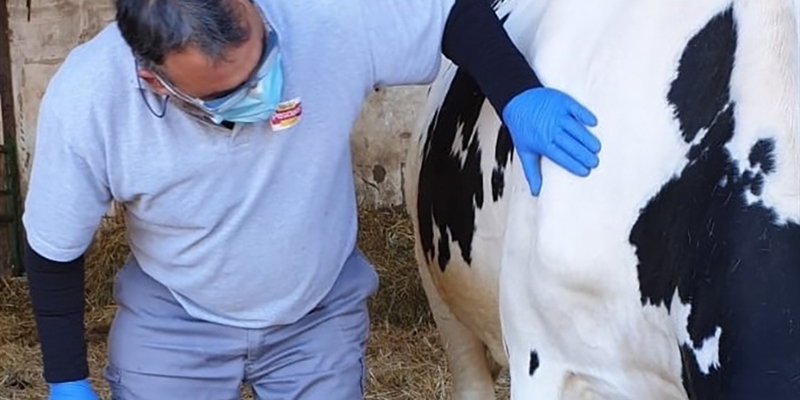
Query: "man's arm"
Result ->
[[359, 0, 601, 195], [440, 0, 601, 195], [357, 0, 538, 112], [441, 0, 541, 114], [25, 245, 89, 383], [22, 79, 112, 396]]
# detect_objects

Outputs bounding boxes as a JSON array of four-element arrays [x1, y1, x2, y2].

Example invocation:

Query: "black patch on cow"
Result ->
[[630, 6, 800, 399], [492, 0, 509, 13], [667, 10, 736, 145], [733, 138, 777, 197], [490, 11, 515, 203], [492, 126, 514, 201], [499, 10, 510, 25], [415, 0, 517, 272], [749, 139, 776, 174], [417, 68, 486, 271], [529, 350, 540, 376]]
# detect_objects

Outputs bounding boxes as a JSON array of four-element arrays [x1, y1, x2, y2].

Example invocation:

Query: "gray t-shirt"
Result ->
[[23, 0, 455, 328]]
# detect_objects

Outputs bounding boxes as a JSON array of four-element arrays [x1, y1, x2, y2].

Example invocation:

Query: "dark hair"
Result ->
[[116, 0, 252, 69]]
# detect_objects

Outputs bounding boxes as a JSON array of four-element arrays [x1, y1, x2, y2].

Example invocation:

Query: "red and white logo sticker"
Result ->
[[269, 97, 302, 131]]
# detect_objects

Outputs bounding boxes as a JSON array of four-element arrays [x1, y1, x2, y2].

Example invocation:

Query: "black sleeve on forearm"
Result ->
[[24, 241, 89, 383], [442, 0, 542, 114]]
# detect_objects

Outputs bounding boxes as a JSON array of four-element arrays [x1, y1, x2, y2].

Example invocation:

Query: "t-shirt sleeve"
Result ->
[[358, 0, 540, 114], [22, 90, 113, 263], [358, 0, 457, 87]]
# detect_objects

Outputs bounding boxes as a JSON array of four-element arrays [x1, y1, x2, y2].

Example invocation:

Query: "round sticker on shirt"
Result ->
[[270, 98, 302, 131]]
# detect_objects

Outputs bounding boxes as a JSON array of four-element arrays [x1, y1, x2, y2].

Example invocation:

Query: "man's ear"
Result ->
[[137, 68, 170, 97]]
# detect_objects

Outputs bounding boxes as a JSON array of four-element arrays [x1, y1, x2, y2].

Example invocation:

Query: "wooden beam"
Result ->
[[0, 0, 26, 276]]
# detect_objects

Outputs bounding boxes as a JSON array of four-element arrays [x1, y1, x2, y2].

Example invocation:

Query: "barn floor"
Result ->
[[0, 206, 509, 399]]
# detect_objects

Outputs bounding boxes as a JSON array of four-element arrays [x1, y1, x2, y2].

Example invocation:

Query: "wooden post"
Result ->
[[0, 0, 26, 276]]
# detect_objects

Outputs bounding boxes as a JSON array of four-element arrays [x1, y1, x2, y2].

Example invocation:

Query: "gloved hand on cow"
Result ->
[[502, 87, 601, 196], [48, 379, 99, 400]]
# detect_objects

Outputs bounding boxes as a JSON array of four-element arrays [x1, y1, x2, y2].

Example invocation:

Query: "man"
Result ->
[[22, 0, 602, 398]]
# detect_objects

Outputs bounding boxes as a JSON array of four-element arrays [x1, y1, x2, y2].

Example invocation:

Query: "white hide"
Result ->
[[670, 291, 722, 375], [726, 0, 800, 224], [406, 0, 800, 399], [497, 0, 800, 399]]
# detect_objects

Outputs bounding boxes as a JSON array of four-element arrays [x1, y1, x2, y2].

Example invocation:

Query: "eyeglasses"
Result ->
[[143, 2, 277, 117]]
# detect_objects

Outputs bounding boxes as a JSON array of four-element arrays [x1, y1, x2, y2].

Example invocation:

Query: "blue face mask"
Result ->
[[153, 16, 284, 125], [202, 48, 284, 125]]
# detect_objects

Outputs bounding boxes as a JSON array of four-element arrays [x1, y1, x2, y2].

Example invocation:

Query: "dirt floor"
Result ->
[[0, 206, 509, 399]]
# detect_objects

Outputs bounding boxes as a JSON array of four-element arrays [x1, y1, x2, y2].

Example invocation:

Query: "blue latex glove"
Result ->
[[48, 379, 99, 400], [502, 87, 601, 195]]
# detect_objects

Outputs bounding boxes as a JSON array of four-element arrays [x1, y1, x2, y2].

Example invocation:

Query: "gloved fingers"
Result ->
[[48, 379, 99, 400], [554, 131, 599, 170], [562, 117, 602, 153], [519, 151, 543, 196], [545, 143, 591, 177], [562, 95, 598, 127]]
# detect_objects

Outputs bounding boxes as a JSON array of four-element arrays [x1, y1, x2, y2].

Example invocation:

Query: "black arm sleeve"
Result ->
[[442, 0, 542, 114], [24, 241, 89, 383]]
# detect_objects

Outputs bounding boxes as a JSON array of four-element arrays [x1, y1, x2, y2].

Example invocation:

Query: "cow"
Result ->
[[404, 0, 800, 399]]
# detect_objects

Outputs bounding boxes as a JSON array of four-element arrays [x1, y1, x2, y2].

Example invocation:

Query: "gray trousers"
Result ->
[[103, 249, 379, 400]]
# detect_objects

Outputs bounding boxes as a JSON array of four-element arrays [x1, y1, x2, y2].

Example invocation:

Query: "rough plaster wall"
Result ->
[[8, 0, 116, 197], [351, 86, 428, 208], [7, 0, 426, 209]]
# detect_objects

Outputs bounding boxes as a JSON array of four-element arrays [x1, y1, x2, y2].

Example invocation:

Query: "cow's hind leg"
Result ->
[[417, 258, 497, 400]]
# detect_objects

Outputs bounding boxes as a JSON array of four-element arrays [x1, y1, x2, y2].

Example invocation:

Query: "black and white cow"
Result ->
[[404, 0, 800, 399]]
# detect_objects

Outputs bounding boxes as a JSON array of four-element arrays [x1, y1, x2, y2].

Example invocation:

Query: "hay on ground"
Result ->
[[357, 206, 433, 328]]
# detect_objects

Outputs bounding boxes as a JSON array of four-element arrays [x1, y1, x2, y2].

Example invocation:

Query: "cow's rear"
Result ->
[[404, 34, 514, 400], [406, 0, 800, 399]]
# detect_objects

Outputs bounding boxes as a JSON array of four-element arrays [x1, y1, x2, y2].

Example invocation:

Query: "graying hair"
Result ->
[[117, 0, 252, 71]]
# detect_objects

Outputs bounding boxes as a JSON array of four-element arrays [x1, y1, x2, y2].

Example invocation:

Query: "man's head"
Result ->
[[117, 0, 267, 103]]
